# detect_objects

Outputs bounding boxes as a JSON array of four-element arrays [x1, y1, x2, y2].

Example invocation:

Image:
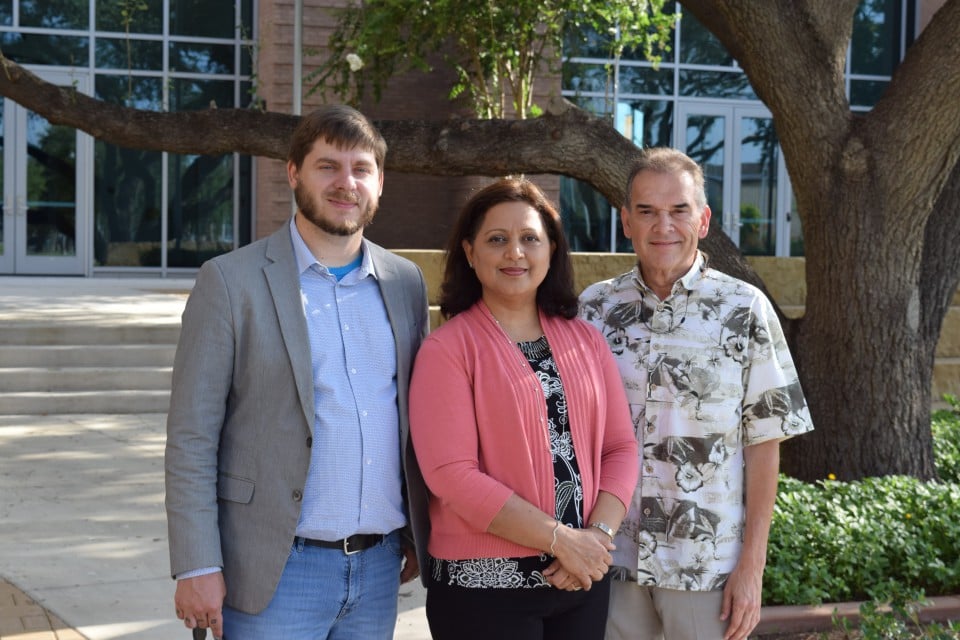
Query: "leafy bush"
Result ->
[[764, 402, 960, 606]]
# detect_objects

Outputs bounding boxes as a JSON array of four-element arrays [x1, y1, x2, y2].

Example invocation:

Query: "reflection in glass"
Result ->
[[94, 76, 163, 267], [738, 117, 778, 256], [0, 32, 88, 66], [169, 0, 235, 38], [789, 191, 804, 257], [679, 10, 733, 66], [563, 63, 612, 94], [96, 0, 163, 33], [168, 153, 235, 268], [170, 78, 236, 112], [680, 70, 756, 100], [850, 79, 889, 108], [26, 112, 76, 257], [97, 74, 163, 112], [170, 41, 235, 75], [0, 0, 11, 26], [20, 0, 87, 29], [685, 115, 725, 231], [96, 38, 163, 71], [851, 0, 900, 76], [619, 64, 674, 97]]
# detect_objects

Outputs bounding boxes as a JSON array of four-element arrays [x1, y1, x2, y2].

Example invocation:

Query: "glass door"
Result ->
[[1, 70, 90, 275], [677, 102, 795, 256]]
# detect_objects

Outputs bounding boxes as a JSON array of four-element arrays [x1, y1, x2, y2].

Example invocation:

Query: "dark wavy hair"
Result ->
[[287, 104, 387, 170], [439, 178, 578, 320]]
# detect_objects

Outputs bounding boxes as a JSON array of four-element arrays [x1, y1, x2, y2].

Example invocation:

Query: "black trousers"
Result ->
[[425, 574, 611, 640]]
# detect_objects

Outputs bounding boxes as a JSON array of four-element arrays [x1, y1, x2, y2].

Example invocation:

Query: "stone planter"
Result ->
[[756, 595, 960, 636]]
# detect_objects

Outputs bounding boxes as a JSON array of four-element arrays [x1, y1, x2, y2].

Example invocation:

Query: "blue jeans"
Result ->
[[222, 530, 403, 640]]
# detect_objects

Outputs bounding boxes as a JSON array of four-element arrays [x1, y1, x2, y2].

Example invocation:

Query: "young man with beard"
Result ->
[[165, 105, 430, 639]]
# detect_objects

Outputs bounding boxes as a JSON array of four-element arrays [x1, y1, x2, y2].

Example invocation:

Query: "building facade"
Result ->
[[0, 0, 942, 276]]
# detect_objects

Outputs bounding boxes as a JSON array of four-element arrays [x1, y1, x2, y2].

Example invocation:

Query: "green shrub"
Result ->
[[932, 394, 960, 484], [764, 402, 960, 606]]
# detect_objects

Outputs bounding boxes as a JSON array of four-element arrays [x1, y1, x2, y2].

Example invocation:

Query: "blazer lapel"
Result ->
[[264, 227, 315, 431]]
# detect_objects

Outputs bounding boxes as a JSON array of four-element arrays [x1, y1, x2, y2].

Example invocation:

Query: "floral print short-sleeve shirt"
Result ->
[[578, 252, 813, 591]]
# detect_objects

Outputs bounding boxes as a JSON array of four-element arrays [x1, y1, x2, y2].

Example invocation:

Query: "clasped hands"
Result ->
[[542, 525, 615, 592]]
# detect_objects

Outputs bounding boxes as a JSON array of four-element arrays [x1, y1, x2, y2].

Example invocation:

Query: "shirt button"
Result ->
[[646, 425, 655, 434], [351, 368, 357, 374], [292, 489, 303, 501], [645, 464, 654, 473]]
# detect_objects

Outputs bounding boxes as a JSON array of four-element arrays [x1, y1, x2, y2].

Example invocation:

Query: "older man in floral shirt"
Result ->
[[579, 147, 813, 640]]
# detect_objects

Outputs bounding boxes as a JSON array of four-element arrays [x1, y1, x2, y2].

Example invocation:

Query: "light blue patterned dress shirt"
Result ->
[[290, 220, 406, 540]]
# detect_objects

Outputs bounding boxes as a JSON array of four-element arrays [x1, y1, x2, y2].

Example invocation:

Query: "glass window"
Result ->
[[0, 0, 11, 26], [679, 69, 756, 100], [168, 153, 235, 267], [618, 99, 674, 148], [170, 78, 236, 111], [679, 10, 733, 66], [0, 32, 88, 66], [94, 141, 163, 266], [95, 0, 163, 34], [169, 0, 236, 38], [563, 21, 614, 60], [618, 64, 674, 97], [851, 0, 901, 76], [20, 0, 88, 29], [170, 41, 236, 75], [95, 38, 163, 71], [738, 117, 779, 256], [850, 79, 889, 107], [563, 63, 612, 94]]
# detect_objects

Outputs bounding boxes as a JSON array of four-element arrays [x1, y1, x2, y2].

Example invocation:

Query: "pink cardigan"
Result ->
[[409, 301, 638, 560]]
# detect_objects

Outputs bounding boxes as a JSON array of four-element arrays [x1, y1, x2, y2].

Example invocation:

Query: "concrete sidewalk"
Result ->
[[0, 276, 429, 640]]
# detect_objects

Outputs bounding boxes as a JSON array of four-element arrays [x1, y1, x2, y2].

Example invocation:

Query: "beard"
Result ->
[[295, 182, 377, 237]]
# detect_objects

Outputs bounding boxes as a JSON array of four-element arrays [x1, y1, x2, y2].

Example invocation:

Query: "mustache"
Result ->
[[323, 188, 360, 204]]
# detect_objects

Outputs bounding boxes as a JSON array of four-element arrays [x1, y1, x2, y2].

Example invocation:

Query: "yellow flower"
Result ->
[[827, 473, 836, 481], [905, 513, 913, 519]]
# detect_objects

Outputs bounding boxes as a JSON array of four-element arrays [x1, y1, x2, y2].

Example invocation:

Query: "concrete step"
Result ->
[[0, 323, 180, 346], [0, 366, 172, 392], [0, 389, 172, 415], [0, 344, 176, 367]]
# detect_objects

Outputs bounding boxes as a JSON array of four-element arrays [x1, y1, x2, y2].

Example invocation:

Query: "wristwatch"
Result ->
[[590, 521, 616, 541]]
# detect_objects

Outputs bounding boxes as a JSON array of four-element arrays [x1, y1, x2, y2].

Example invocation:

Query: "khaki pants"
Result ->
[[605, 581, 727, 640]]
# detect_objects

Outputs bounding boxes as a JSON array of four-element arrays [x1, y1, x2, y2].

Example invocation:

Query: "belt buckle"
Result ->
[[343, 536, 361, 555]]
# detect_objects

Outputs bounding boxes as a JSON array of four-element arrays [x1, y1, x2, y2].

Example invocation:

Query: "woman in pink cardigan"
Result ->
[[409, 178, 639, 640]]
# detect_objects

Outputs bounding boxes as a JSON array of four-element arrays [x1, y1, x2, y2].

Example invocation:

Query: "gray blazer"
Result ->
[[165, 225, 430, 614]]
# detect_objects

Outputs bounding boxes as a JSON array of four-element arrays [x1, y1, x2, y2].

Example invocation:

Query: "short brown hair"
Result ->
[[287, 105, 387, 170], [439, 178, 578, 320]]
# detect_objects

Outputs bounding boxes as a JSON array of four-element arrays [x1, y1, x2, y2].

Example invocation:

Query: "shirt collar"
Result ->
[[288, 217, 377, 280], [631, 250, 707, 296]]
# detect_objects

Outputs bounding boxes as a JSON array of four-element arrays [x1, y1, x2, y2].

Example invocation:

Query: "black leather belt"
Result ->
[[298, 534, 384, 555]]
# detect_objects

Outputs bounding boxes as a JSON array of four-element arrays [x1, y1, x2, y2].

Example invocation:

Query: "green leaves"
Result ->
[[309, 0, 677, 119], [765, 408, 960, 607]]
